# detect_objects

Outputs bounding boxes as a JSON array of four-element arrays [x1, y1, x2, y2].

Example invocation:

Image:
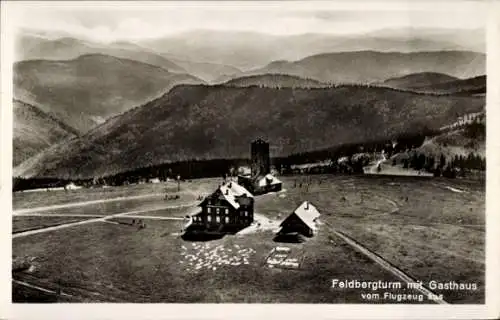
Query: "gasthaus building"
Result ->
[[190, 181, 254, 232]]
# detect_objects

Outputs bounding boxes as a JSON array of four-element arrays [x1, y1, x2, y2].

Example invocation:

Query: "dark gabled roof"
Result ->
[[252, 138, 268, 144], [253, 173, 282, 187], [198, 181, 253, 209]]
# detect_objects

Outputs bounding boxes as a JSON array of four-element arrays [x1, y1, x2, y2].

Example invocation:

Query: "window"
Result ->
[[244, 211, 248, 217], [216, 216, 220, 223], [207, 207, 211, 214], [225, 208, 229, 214], [225, 216, 229, 223], [207, 216, 212, 222], [216, 208, 220, 214]]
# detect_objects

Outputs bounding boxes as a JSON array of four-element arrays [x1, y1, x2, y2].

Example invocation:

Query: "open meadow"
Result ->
[[12, 175, 485, 303]]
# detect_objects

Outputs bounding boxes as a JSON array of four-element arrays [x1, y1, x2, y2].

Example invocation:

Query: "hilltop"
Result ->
[[382, 72, 459, 89], [426, 75, 486, 95], [14, 54, 204, 133], [382, 73, 486, 95]]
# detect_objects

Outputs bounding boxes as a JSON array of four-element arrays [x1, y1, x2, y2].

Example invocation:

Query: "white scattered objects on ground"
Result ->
[[266, 247, 301, 269], [179, 242, 256, 273]]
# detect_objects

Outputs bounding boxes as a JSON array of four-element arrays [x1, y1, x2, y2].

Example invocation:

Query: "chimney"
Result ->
[[305, 201, 309, 210], [229, 182, 232, 188], [225, 188, 229, 195]]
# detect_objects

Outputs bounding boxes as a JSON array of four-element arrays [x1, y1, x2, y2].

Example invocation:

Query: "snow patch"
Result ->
[[444, 186, 466, 193]]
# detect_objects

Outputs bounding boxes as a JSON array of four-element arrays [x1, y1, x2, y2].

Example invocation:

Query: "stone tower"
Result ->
[[250, 139, 270, 178]]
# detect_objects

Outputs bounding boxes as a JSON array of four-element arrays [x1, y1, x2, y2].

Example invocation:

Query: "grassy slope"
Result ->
[[14, 54, 204, 133], [13, 100, 78, 166], [12, 175, 484, 303], [256, 175, 485, 303], [15, 85, 485, 179], [13, 219, 425, 303], [13, 216, 89, 233]]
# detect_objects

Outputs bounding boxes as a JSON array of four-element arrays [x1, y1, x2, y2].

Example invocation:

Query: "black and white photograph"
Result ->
[[1, 0, 499, 317]]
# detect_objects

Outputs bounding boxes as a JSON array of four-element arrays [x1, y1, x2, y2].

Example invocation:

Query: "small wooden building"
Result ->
[[237, 173, 282, 195], [189, 181, 254, 232], [277, 201, 320, 237]]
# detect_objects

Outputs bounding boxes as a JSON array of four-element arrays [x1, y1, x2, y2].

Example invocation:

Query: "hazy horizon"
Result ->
[[10, 1, 487, 43]]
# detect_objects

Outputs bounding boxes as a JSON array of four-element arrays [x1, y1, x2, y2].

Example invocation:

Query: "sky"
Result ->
[[8, 1, 487, 43]]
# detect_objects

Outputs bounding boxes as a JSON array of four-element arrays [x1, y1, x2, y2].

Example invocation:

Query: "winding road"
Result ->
[[14, 193, 166, 214]]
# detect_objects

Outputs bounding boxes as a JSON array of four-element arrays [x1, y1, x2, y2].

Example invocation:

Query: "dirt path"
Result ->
[[14, 193, 166, 214], [13, 202, 197, 238], [431, 183, 469, 194], [14, 213, 108, 218], [121, 215, 185, 220], [13, 279, 73, 298]]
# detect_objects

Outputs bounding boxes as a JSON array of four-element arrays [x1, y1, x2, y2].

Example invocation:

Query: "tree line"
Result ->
[[399, 151, 486, 178], [13, 122, 485, 191]]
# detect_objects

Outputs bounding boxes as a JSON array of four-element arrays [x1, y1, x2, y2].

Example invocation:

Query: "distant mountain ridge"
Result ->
[[382, 72, 459, 89], [17, 30, 486, 83], [382, 73, 486, 95], [137, 28, 485, 70], [14, 84, 485, 179], [168, 58, 242, 83], [16, 34, 187, 73], [236, 51, 485, 84], [13, 100, 77, 166], [14, 54, 204, 133]]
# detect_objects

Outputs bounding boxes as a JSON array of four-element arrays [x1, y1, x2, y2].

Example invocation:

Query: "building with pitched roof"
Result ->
[[188, 181, 254, 232], [277, 201, 321, 237]]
